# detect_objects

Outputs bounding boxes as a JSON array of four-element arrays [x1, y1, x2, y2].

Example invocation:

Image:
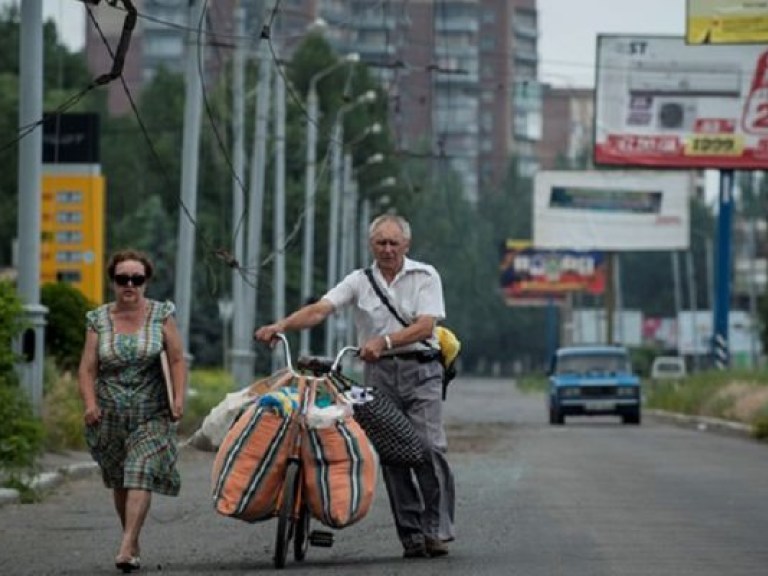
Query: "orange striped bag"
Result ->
[[300, 382, 378, 529], [211, 404, 296, 522]]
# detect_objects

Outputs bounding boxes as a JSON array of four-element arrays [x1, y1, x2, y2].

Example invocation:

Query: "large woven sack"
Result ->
[[211, 405, 295, 522], [301, 417, 378, 529], [351, 391, 425, 467], [189, 371, 292, 451]]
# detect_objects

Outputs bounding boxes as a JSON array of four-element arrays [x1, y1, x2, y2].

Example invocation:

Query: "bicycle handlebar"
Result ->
[[272, 332, 359, 377]]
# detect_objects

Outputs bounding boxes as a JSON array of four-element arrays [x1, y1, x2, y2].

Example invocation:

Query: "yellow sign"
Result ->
[[687, 0, 768, 44], [41, 173, 105, 304], [684, 134, 745, 156]]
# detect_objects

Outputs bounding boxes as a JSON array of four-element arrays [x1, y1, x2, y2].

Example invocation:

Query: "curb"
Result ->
[[0, 460, 99, 508], [647, 409, 754, 439]]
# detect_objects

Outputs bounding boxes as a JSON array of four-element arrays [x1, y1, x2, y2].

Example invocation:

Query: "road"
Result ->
[[1, 377, 767, 575]]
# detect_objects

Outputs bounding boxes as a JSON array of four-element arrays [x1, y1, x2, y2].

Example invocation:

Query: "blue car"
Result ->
[[547, 345, 641, 425]]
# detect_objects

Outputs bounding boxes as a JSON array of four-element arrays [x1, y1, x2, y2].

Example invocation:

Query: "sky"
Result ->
[[29, 0, 690, 89]]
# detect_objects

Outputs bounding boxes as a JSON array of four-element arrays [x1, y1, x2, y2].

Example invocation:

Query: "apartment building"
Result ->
[[85, 0, 540, 202]]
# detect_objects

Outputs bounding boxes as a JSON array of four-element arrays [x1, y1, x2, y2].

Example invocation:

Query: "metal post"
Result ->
[[671, 250, 682, 350], [15, 0, 46, 415], [300, 86, 319, 356], [712, 169, 734, 370], [325, 119, 343, 356], [229, 4, 248, 384], [614, 253, 624, 345], [238, 43, 272, 386], [360, 197, 371, 269], [686, 250, 699, 371], [748, 204, 759, 369], [174, 0, 205, 367], [272, 66, 286, 372]]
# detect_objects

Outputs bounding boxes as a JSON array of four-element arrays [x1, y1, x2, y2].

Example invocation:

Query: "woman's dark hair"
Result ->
[[107, 249, 155, 280]]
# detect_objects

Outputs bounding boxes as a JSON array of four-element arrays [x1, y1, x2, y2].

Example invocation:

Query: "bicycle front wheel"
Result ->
[[274, 461, 300, 569]]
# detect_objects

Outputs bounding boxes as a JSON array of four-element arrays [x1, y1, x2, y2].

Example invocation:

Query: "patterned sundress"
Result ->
[[84, 299, 181, 496]]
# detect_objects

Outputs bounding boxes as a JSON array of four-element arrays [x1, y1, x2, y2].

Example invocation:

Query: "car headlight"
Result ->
[[617, 386, 637, 397], [560, 387, 580, 398]]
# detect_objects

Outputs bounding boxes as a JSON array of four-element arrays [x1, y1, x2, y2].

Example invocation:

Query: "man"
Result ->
[[254, 214, 455, 559]]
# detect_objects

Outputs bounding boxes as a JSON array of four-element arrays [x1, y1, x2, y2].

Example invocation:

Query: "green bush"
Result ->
[[0, 280, 24, 378], [0, 384, 45, 472], [41, 282, 94, 372]]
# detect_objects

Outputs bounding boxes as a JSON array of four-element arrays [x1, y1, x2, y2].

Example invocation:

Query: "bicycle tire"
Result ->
[[274, 461, 299, 569], [294, 504, 310, 561]]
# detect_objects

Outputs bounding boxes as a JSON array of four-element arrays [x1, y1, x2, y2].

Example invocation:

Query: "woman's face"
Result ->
[[112, 259, 148, 303]]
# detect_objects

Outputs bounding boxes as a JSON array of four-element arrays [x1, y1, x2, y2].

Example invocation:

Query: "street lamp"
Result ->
[[325, 89, 377, 355], [300, 53, 359, 356]]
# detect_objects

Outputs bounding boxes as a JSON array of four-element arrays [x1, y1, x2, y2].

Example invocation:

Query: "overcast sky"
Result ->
[[32, 0, 689, 88]]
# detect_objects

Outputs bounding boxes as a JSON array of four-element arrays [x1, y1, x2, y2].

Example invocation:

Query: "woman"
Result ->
[[77, 249, 186, 573]]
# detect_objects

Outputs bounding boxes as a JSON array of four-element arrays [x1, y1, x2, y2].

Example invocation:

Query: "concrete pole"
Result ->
[[686, 249, 699, 371], [300, 87, 319, 356], [272, 67, 286, 371], [614, 253, 624, 345], [15, 0, 46, 416], [229, 4, 248, 383], [360, 197, 371, 269], [174, 0, 205, 366], [237, 45, 272, 385], [325, 119, 343, 356], [671, 250, 682, 350]]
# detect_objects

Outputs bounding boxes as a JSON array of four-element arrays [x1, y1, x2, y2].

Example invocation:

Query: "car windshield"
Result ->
[[556, 353, 629, 375]]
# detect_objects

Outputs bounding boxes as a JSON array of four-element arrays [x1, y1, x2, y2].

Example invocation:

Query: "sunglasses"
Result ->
[[114, 274, 146, 287]]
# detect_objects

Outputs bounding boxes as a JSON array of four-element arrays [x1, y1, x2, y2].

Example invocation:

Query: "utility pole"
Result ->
[[15, 0, 46, 416], [686, 249, 699, 371], [272, 64, 286, 371], [229, 3, 250, 384], [240, 36, 272, 384], [174, 0, 205, 366], [324, 118, 344, 356], [671, 250, 682, 350]]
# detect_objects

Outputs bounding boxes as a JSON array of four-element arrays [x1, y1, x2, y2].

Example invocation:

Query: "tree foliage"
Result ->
[[40, 282, 95, 372]]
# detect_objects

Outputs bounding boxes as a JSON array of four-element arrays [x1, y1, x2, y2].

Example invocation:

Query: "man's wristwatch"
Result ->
[[384, 335, 393, 350]]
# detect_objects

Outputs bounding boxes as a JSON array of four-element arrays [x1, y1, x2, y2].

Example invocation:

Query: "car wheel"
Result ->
[[622, 408, 641, 425], [549, 405, 564, 425]]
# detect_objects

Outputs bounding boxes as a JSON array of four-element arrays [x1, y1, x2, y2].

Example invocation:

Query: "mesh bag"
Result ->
[[329, 374, 425, 468]]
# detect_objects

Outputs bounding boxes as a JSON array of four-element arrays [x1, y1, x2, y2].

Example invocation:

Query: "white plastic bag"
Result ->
[[187, 388, 257, 451]]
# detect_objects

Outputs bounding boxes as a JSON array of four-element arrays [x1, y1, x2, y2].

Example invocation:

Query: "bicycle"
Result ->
[[268, 333, 360, 569]]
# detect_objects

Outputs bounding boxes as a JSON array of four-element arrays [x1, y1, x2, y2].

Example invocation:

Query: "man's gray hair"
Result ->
[[369, 214, 411, 240]]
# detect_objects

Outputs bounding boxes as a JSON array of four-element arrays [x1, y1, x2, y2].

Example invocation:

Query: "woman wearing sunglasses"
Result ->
[[77, 249, 186, 573]]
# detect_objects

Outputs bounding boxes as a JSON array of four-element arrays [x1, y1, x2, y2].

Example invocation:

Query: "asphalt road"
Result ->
[[1, 376, 767, 575]]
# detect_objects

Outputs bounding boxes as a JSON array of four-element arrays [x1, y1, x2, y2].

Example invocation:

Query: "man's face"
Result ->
[[370, 220, 409, 274]]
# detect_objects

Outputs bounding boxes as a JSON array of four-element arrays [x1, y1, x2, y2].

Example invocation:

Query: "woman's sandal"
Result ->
[[115, 555, 141, 573]]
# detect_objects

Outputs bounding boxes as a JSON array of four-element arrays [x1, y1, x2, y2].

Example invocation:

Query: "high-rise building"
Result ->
[[538, 85, 595, 170], [85, 0, 540, 201]]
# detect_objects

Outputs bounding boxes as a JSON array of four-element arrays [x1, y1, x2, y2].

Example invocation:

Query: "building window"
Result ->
[[56, 211, 82, 224], [56, 270, 82, 282], [56, 231, 83, 244], [56, 251, 82, 263], [56, 190, 82, 203]]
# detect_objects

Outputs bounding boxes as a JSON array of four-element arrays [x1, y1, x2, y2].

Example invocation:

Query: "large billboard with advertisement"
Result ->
[[686, 0, 768, 44], [499, 240, 605, 306], [533, 170, 690, 250], [594, 35, 768, 169]]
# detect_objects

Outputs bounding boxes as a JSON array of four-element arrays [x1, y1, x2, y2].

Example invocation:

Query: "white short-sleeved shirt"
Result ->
[[323, 257, 445, 351]]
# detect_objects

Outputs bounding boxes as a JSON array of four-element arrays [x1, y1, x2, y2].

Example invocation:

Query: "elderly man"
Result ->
[[254, 213, 455, 559]]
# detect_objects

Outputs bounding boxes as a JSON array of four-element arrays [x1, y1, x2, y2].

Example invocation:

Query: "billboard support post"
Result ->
[[713, 169, 734, 370], [605, 252, 615, 344]]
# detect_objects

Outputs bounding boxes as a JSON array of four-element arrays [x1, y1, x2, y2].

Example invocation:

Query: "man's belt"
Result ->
[[384, 349, 441, 363]]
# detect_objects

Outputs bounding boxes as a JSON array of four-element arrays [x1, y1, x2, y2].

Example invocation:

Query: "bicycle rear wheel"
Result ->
[[294, 504, 310, 561], [274, 461, 300, 569]]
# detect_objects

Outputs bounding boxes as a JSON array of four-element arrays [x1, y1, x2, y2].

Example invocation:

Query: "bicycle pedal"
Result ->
[[309, 530, 334, 547]]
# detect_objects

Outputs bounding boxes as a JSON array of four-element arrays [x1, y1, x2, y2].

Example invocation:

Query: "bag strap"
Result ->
[[363, 268, 434, 350]]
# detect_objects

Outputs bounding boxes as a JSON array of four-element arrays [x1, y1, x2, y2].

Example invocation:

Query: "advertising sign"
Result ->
[[533, 170, 690, 250], [686, 0, 768, 44], [499, 240, 605, 306], [594, 35, 768, 169]]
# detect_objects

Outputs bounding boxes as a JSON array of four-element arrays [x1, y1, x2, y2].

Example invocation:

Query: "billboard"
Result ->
[[594, 35, 768, 169], [686, 0, 768, 44], [499, 241, 605, 306], [533, 170, 690, 250]]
